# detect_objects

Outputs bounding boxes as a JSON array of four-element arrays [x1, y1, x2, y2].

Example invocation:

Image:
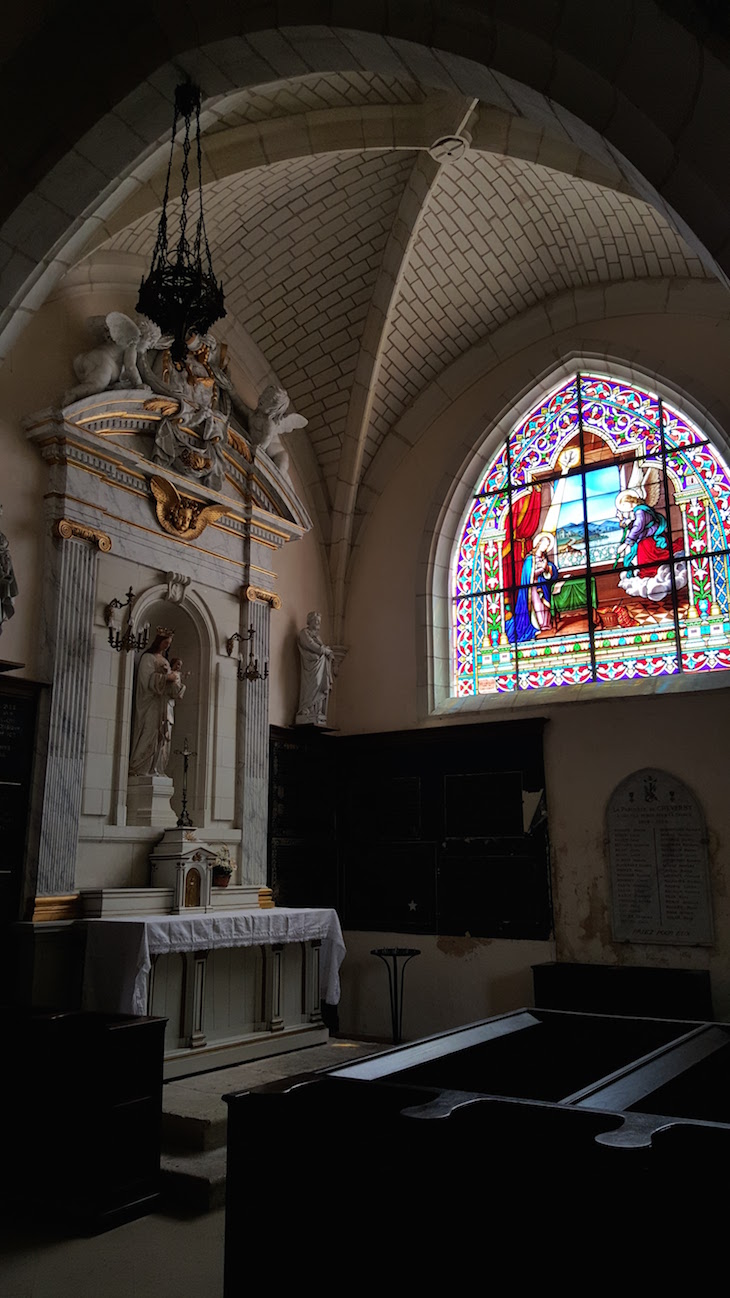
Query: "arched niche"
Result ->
[[121, 586, 217, 828]]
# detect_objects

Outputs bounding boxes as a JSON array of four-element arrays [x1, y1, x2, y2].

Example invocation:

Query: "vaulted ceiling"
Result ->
[[59, 68, 721, 623]]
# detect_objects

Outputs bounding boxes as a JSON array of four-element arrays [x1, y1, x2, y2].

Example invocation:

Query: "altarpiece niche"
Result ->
[[24, 310, 312, 905]]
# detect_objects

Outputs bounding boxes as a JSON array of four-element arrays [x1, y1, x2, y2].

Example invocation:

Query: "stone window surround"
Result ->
[[422, 351, 730, 720]]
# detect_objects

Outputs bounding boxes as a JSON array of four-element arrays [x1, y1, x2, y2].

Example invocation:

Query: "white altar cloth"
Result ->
[[82, 907, 346, 1017]]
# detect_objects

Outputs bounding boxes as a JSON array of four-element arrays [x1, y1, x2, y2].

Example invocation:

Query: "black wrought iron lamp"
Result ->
[[137, 81, 225, 362], [104, 587, 149, 653], [226, 626, 269, 682]]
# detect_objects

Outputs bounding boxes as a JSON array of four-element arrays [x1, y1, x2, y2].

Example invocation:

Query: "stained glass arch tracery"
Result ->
[[452, 373, 730, 696]]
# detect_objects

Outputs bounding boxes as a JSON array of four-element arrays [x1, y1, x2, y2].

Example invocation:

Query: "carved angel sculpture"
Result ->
[[248, 385, 308, 478], [150, 475, 229, 541], [63, 312, 170, 405], [615, 459, 687, 601]]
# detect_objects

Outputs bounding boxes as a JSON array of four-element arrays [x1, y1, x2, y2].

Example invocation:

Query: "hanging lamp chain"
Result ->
[[137, 80, 226, 360]]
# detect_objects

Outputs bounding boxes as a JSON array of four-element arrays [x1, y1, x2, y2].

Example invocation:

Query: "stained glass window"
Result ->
[[452, 373, 730, 696]]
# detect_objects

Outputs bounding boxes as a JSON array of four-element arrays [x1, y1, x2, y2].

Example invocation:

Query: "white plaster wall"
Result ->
[[335, 310, 730, 1034], [5, 276, 730, 1034], [267, 499, 333, 729], [0, 278, 147, 678], [339, 932, 555, 1041]]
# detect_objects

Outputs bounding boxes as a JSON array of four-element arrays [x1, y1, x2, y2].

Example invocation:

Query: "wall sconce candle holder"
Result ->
[[105, 587, 149, 653], [226, 625, 268, 682]]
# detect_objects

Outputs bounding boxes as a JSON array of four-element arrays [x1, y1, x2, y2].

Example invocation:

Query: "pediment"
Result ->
[[24, 390, 312, 537]]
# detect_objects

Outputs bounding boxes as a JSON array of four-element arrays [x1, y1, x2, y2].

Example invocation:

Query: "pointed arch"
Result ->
[[427, 359, 730, 711]]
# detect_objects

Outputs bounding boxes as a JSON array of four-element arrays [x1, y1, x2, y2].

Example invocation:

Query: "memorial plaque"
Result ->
[[607, 768, 713, 945]]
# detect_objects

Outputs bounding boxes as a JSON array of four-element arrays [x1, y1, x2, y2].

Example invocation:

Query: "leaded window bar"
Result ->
[[452, 373, 730, 695]]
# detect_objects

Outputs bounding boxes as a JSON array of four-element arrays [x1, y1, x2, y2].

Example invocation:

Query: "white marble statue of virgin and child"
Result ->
[[129, 630, 187, 777]]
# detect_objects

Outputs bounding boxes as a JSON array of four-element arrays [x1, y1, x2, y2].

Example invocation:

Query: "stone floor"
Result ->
[[160, 1036, 388, 1210], [0, 1037, 388, 1298]]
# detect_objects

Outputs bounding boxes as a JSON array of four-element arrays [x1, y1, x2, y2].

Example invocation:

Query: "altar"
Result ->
[[14, 297, 331, 1047], [82, 908, 345, 1078]]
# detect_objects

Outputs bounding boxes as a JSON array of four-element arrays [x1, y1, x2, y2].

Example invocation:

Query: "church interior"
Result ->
[[2, 3, 730, 1290]]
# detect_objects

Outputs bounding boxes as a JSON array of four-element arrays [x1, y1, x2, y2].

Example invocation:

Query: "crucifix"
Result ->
[[174, 736, 197, 828]]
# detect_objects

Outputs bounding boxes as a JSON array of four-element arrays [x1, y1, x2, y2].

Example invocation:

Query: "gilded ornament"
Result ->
[[144, 396, 181, 419], [54, 518, 112, 551], [244, 584, 281, 610], [149, 475, 230, 541], [179, 447, 212, 473], [228, 428, 253, 463]]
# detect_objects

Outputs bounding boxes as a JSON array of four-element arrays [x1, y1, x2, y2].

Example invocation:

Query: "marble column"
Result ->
[[35, 520, 108, 895], [235, 585, 279, 886]]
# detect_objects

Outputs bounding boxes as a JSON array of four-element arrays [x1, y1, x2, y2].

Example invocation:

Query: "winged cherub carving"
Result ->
[[247, 384, 308, 478], [63, 312, 170, 405], [150, 475, 230, 541]]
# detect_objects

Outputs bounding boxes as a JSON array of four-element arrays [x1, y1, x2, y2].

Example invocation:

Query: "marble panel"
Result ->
[[85, 715, 110, 754], [82, 788, 104, 817], [83, 753, 114, 791], [235, 593, 271, 886], [36, 533, 98, 895]]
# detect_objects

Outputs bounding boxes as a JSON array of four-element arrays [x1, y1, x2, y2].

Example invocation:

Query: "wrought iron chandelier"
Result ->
[[137, 81, 225, 362]]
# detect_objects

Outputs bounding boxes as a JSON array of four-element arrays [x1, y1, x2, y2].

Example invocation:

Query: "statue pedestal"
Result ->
[[127, 775, 177, 828]]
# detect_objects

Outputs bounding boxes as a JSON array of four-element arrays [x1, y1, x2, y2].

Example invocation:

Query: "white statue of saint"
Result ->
[[295, 611, 341, 727], [129, 631, 187, 776]]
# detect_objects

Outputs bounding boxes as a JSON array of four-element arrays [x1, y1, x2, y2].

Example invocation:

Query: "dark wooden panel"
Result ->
[[438, 846, 551, 940], [268, 719, 552, 940], [224, 1008, 730, 1290], [532, 962, 713, 1019], [269, 729, 335, 837], [343, 774, 422, 841], [269, 839, 338, 910], [4, 1010, 166, 1231], [342, 842, 437, 932], [443, 770, 523, 838], [0, 676, 43, 927]]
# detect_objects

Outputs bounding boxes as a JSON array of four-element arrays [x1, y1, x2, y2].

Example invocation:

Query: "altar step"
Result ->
[[159, 1037, 387, 1212], [161, 1147, 228, 1213]]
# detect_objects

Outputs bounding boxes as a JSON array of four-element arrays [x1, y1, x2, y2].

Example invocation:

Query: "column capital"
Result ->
[[243, 584, 281, 609], [54, 517, 112, 551]]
